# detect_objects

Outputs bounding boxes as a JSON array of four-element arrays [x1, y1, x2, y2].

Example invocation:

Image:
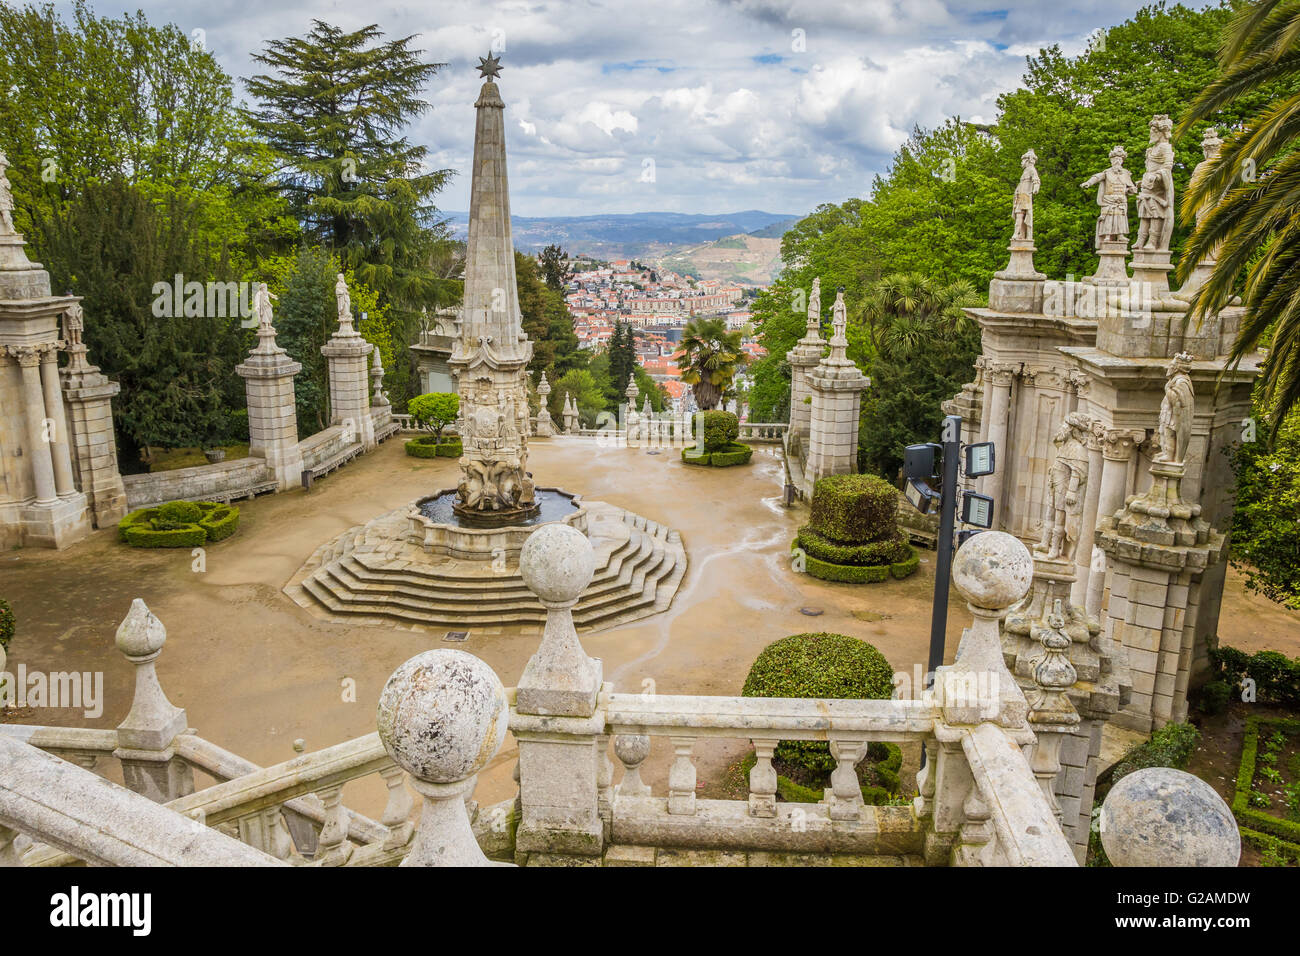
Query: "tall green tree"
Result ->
[[677, 317, 748, 410], [244, 19, 453, 314], [0, 0, 291, 463], [606, 321, 638, 405], [538, 244, 571, 291], [515, 250, 580, 381], [854, 275, 982, 478]]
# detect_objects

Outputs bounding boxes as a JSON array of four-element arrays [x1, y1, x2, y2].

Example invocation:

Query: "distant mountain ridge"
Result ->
[[441, 209, 798, 252]]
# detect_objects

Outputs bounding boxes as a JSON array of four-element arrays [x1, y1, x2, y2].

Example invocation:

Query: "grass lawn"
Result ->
[[148, 444, 250, 472]]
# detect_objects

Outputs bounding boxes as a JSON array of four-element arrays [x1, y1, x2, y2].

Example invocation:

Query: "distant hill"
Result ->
[[442, 209, 797, 257], [746, 217, 801, 239], [653, 233, 785, 286]]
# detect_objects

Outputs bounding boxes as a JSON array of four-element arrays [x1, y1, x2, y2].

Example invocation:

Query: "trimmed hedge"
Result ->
[[699, 410, 739, 451], [809, 473, 900, 544], [796, 526, 910, 567], [405, 436, 463, 459], [743, 632, 896, 777], [1232, 717, 1300, 850], [1209, 644, 1300, 708], [119, 500, 240, 548], [793, 532, 919, 585], [680, 441, 752, 467]]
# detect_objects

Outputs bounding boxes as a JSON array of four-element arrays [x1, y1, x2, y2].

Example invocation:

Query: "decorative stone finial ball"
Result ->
[[1100, 767, 1240, 867], [377, 649, 508, 784], [952, 531, 1033, 610], [520, 523, 595, 604], [614, 733, 651, 766], [115, 598, 168, 658]]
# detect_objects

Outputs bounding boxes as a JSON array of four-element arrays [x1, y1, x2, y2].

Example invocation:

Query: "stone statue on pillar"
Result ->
[[1012, 149, 1040, 242], [253, 282, 277, 332], [62, 299, 84, 349], [335, 273, 352, 327], [1082, 146, 1137, 248], [807, 276, 821, 330], [1136, 115, 1176, 253], [0, 150, 14, 235], [1154, 351, 1194, 464], [1037, 413, 1092, 562]]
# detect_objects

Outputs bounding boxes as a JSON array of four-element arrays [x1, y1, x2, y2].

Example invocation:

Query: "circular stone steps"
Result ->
[[283, 499, 687, 632]]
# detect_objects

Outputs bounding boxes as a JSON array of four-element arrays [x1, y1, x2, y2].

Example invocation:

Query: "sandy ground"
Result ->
[[3, 436, 1298, 815]]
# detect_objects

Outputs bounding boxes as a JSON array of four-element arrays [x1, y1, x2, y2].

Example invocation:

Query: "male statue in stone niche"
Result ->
[[1154, 352, 1195, 465], [1037, 413, 1092, 561]]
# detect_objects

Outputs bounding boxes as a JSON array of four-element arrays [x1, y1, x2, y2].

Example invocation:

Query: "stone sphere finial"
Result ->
[[952, 531, 1033, 610], [614, 733, 651, 766], [377, 649, 508, 785], [1100, 767, 1239, 866], [115, 598, 167, 658], [520, 523, 595, 605]]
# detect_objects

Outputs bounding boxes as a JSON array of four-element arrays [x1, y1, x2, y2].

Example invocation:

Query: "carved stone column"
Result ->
[[981, 362, 1018, 527], [15, 346, 58, 504], [1072, 420, 1106, 607], [37, 346, 75, 497], [1088, 428, 1144, 617]]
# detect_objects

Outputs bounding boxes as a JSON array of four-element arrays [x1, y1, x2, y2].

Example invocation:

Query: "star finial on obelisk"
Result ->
[[477, 52, 503, 80]]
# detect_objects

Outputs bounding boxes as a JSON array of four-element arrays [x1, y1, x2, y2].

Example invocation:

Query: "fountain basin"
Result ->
[[406, 488, 587, 560]]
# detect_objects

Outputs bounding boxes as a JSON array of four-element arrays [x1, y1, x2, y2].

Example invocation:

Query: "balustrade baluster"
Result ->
[[748, 738, 778, 817], [314, 784, 354, 865], [596, 733, 615, 821], [667, 736, 697, 815], [828, 740, 868, 820], [613, 734, 651, 796], [380, 764, 415, 849]]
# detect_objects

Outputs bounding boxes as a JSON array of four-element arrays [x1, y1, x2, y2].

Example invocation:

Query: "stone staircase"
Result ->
[[284, 501, 687, 632]]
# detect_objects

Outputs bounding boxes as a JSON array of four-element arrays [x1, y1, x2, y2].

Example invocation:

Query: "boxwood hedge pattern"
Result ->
[[1232, 716, 1300, 854], [796, 474, 917, 584], [405, 436, 464, 459], [119, 500, 240, 548], [680, 441, 753, 467]]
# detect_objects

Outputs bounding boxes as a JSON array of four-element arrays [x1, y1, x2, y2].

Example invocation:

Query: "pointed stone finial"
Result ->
[[624, 374, 639, 403], [537, 371, 551, 397], [114, 600, 189, 798]]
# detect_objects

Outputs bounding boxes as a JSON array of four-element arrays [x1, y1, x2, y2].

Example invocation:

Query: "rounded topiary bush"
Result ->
[[741, 633, 901, 801], [699, 410, 739, 452]]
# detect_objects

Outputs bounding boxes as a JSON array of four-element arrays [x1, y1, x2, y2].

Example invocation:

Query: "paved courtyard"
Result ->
[[3, 436, 1297, 811]]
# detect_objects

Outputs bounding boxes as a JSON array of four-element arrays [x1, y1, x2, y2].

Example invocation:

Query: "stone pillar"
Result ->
[[113, 600, 194, 803], [38, 348, 75, 497], [376, 649, 511, 867], [236, 315, 304, 490], [534, 372, 555, 437], [60, 303, 127, 528], [1087, 429, 1143, 617], [321, 309, 374, 450], [1072, 420, 1105, 607], [787, 278, 826, 448], [805, 289, 869, 489], [981, 362, 1017, 527], [16, 347, 58, 504], [1097, 455, 1222, 732], [512, 525, 605, 862]]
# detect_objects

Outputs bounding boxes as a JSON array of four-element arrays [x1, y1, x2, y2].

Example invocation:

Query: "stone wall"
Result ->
[[122, 458, 272, 511]]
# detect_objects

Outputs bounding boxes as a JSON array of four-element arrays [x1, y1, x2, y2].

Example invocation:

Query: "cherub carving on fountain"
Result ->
[[1136, 115, 1176, 252], [1037, 413, 1092, 561], [1081, 146, 1137, 248], [0, 150, 15, 234], [1154, 352, 1195, 464], [1012, 148, 1040, 241]]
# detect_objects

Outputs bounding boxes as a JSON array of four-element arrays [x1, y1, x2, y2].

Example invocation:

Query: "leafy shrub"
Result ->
[[742, 633, 895, 775], [0, 598, 14, 652], [1110, 722, 1200, 783], [1210, 643, 1300, 707], [408, 392, 459, 443], [405, 436, 463, 459], [119, 501, 240, 548], [698, 410, 739, 452], [157, 500, 202, 524], [808, 473, 900, 544], [708, 442, 752, 467], [1194, 679, 1233, 715]]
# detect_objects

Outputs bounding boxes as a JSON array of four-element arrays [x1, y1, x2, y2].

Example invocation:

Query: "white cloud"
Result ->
[[65, 0, 1156, 216]]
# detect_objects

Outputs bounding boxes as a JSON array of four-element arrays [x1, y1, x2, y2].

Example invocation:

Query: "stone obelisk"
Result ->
[[451, 54, 538, 526]]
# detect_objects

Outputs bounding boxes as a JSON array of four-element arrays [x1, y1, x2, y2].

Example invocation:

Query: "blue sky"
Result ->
[[55, 0, 1156, 217]]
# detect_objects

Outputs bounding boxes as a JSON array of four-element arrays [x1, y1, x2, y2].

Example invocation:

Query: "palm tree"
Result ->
[[1177, 0, 1300, 429], [857, 273, 979, 358], [676, 317, 748, 410]]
